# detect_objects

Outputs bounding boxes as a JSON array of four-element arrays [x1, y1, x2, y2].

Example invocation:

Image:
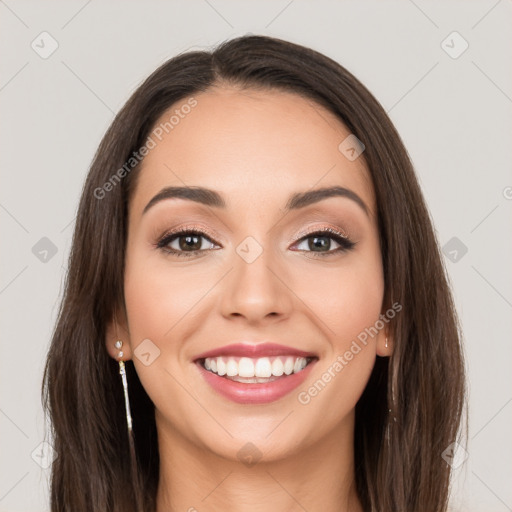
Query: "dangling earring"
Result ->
[[115, 340, 133, 433], [385, 336, 389, 348], [114, 340, 143, 511]]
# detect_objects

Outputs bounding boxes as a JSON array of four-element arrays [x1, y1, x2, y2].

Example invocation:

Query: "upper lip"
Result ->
[[193, 342, 317, 361]]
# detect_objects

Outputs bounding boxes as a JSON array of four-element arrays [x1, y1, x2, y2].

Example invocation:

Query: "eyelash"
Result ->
[[155, 225, 356, 259]]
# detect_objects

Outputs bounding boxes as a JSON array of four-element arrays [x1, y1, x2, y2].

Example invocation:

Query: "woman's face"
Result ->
[[109, 86, 389, 461]]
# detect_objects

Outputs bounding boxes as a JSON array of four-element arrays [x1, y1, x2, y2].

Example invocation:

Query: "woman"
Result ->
[[42, 34, 466, 511]]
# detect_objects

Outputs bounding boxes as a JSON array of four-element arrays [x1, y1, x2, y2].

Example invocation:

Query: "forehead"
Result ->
[[131, 86, 375, 219]]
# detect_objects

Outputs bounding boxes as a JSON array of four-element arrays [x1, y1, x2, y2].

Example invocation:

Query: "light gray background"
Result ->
[[1, 1, 511, 511]]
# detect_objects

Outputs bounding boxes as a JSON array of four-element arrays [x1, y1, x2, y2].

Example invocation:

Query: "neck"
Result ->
[[155, 412, 363, 512]]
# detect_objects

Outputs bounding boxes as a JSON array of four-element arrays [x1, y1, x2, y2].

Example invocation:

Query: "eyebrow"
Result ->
[[142, 185, 369, 217]]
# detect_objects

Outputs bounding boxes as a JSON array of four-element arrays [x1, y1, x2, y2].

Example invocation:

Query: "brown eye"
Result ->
[[157, 230, 219, 257], [293, 229, 356, 257], [177, 233, 203, 251], [301, 234, 336, 252]]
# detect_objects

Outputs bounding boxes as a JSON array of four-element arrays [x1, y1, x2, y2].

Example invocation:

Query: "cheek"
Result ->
[[123, 248, 213, 343], [122, 249, 211, 433], [295, 247, 384, 349], [291, 263, 384, 431], [329, 265, 383, 343]]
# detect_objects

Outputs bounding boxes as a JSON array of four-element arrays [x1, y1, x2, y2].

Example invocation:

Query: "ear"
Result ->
[[376, 329, 393, 357], [105, 308, 133, 361]]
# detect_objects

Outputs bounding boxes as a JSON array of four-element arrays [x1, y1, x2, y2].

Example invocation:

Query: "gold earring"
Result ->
[[115, 339, 124, 359], [114, 340, 132, 433], [385, 337, 388, 348], [113, 339, 140, 505]]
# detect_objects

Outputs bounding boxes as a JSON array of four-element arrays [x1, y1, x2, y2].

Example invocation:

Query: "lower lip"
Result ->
[[195, 359, 317, 404]]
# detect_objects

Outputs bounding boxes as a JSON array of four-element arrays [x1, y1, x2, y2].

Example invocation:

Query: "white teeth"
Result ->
[[271, 358, 284, 376], [217, 358, 227, 376], [284, 357, 294, 375], [202, 355, 310, 378], [238, 357, 255, 377], [226, 358, 238, 377], [255, 357, 272, 377]]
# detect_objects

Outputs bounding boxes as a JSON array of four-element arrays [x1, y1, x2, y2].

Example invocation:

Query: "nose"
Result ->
[[219, 243, 293, 326]]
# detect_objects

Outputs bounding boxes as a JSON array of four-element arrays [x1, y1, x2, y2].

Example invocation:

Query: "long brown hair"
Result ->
[[42, 34, 466, 511]]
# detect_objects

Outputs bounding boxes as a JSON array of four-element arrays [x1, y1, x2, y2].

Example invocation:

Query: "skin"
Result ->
[[106, 86, 393, 512]]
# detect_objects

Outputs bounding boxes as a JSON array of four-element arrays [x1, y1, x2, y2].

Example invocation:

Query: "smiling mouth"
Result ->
[[198, 355, 317, 383]]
